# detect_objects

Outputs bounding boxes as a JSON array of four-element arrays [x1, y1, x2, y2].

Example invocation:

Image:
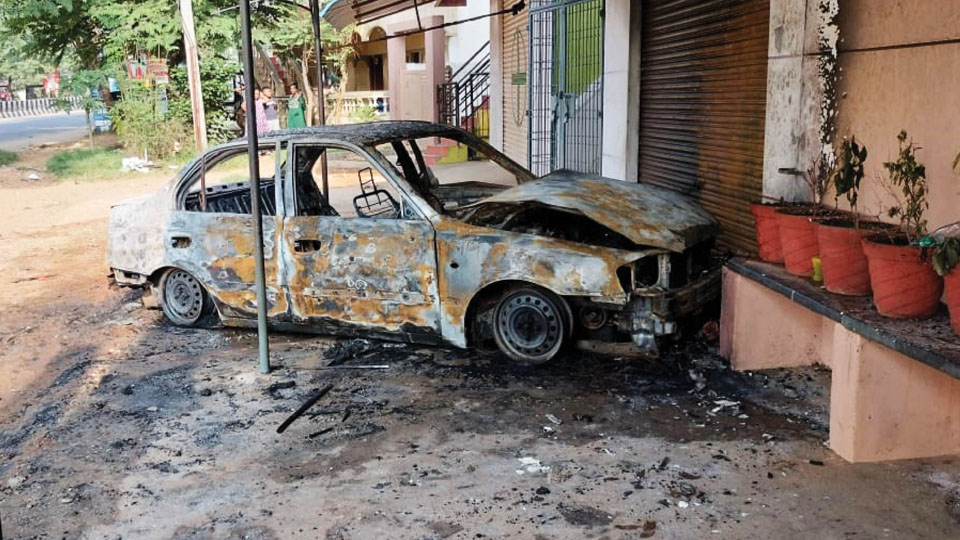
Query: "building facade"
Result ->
[[487, 0, 960, 254]]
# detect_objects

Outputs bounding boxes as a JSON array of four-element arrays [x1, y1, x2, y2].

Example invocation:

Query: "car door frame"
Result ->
[[278, 137, 444, 343], [165, 139, 288, 322]]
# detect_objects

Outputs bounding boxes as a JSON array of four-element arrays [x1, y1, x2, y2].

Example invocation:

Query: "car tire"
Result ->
[[158, 268, 212, 327], [492, 287, 567, 365]]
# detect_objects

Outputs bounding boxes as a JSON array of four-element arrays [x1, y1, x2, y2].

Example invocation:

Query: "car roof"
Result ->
[[255, 121, 473, 146]]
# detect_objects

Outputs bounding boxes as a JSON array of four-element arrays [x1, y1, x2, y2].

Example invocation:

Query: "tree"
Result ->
[[0, 29, 60, 91], [256, 5, 357, 125], [1, 0, 104, 68], [56, 69, 108, 147]]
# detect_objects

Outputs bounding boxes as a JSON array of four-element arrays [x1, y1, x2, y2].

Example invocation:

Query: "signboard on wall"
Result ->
[[127, 53, 169, 85]]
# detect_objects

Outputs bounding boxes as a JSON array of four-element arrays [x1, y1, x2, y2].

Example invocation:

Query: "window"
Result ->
[[405, 50, 423, 64], [292, 144, 417, 220], [183, 146, 279, 215], [371, 136, 522, 213]]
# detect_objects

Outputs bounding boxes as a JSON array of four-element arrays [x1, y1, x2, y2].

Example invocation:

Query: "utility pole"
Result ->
[[180, 0, 207, 151], [309, 0, 329, 196], [239, 0, 271, 374]]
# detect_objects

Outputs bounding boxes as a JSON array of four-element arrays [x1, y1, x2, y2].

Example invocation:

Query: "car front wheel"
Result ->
[[492, 287, 567, 365], [158, 268, 211, 327]]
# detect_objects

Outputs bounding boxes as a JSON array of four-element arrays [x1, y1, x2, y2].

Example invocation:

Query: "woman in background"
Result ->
[[287, 83, 306, 129], [240, 87, 268, 136], [262, 87, 279, 132]]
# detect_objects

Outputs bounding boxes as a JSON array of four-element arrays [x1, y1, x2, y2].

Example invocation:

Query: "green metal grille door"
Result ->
[[528, 0, 604, 177]]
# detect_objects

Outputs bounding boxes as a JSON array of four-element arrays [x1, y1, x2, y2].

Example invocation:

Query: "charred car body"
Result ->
[[107, 122, 719, 363]]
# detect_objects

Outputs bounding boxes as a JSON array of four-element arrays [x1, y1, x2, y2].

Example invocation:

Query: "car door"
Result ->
[[167, 143, 287, 321], [278, 141, 441, 340]]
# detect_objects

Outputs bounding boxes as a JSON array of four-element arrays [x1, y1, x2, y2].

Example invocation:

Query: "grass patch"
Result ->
[[46, 148, 125, 180], [0, 149, 17, 166]]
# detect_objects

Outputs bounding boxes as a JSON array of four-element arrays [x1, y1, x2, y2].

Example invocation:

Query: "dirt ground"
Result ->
[[1, 140, 959, 539]]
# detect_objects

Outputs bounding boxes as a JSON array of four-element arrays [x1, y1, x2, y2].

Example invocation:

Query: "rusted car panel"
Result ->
[[434, 220, 656, 347], [107, 190, 168, 283], [459, 171, 717, 252], [107, 122, 721, 361], [280, 216, 441, 336]]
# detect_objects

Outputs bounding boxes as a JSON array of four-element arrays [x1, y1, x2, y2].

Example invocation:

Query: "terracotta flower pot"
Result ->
[[750, 203, 784, 263], [945, 266, 960, 334], [815, 219, 894, 296], [776, 207, 823, 276], [862, 236, 943, 319]]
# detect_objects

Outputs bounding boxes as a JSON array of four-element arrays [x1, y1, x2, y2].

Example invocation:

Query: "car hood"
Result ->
[[467, 171, 718, 252]]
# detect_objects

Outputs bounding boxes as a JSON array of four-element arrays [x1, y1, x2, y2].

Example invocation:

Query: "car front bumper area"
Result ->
[[574, 267, 721, 358]]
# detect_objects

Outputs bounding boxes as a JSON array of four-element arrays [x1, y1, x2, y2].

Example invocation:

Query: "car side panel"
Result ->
[[278, 215, 442, 336], [162, 211, 287, 319], [106, 191, 169, 276], [434, 219, 641, 347]]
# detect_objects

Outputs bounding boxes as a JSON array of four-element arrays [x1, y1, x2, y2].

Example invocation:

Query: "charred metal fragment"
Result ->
[[276, 384, 334, 434]]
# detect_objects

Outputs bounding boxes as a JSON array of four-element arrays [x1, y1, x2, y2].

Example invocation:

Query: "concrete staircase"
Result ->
[[423, 137, 467, 166], [424, 97, 490, 166]]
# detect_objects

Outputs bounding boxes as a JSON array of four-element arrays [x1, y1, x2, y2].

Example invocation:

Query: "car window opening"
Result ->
[[371, 136, 521, 216], [183, 147, 279, 216], [292, 144, 409, 220]]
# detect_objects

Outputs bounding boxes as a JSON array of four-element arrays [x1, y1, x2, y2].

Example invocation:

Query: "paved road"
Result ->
[[0, 113, 88, 151]]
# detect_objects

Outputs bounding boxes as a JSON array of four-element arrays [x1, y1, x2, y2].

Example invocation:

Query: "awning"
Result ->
[[319, 0, 422, 30]]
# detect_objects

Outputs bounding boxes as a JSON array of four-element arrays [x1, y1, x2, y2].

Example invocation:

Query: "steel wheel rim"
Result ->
[[164, 270, 203, 323], [497, 293, 561, 358]]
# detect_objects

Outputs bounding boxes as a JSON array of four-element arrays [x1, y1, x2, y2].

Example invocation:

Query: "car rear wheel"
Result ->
[[158, 268, 211, 327], [492, 287, 567, 365]]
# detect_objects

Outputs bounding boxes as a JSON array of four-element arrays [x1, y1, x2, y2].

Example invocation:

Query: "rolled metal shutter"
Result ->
[[502, 3, 529, 166], [639, 0, 770, 254]]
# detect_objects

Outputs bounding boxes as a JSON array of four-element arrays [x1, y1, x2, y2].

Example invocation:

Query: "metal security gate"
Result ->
[[639, 0, 770, 255], [528, 0, 604, 177]]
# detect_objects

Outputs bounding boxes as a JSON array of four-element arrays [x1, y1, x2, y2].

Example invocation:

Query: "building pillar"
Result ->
[[386, 30, 407, 121], [601, 0, 640, 182], [761, 0, 839, 201], [489, 0, 504, 151], [424, 15, 445, 122]]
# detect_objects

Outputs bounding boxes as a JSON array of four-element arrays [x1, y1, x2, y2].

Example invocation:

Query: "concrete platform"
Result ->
[[720, 258, 960, 462]]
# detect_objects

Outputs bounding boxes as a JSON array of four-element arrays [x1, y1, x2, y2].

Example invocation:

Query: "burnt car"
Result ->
[[107, 122, 719, 364]]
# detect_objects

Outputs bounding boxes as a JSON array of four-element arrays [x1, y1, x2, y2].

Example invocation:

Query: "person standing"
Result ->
[[262, 87, 280, 132], [287, 83, 306, 129], [235, 84, 246, 137], [241, 87, 269, 137]]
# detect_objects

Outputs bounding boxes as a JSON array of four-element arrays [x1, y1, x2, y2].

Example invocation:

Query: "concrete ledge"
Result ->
[[720, 259, 960, 462]]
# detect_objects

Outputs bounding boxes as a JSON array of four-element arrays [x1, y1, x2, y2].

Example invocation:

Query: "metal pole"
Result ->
[[180, 0, 207, 151], [239, 0, 271, 374], [309, 0, 329, 196]]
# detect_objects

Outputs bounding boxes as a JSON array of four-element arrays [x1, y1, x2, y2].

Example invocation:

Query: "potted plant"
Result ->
[[750, 199, 786, 263], [862, 130, 943, 318], [815, 137, 891, 295], [932, 234, 960, 334], [775, 158, 839, 276]]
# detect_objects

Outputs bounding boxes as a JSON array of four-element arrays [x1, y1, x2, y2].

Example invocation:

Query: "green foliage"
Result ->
[[110, 78, 190, 160], [883, 130, 929, 239], [0, 150, 18, 166], [1, 0, 354, 145], [56, 68, 109, 147], [46, 148, 124, 180], [0, 25, 63, 90], [254, 5, 315, 59], [168, 56, 239, 144], [0, 0, 104, 68], [87, 0, 181, 60], [830, 136, 868, 224], [932, 237, 960, 277], [348, 105, 380, 124]]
